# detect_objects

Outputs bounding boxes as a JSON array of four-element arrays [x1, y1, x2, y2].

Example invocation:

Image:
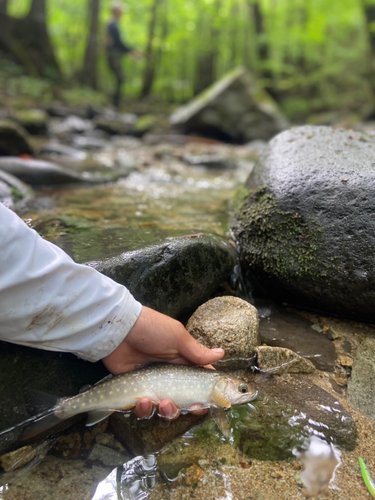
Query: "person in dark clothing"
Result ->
[[106, 3, 140, 108]]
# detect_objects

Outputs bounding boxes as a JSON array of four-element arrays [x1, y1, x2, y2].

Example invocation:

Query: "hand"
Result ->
[[102, 306, 224, 420]]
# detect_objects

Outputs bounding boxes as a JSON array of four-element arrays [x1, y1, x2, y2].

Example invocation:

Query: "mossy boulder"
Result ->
[[231, 125, 375, 321], [13, 109, 48, 135], [170, 66, 288, 143], [0, 120, 33, 156], [88, 234, 237, 318]]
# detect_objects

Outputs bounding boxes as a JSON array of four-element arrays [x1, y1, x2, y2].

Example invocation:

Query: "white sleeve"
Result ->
[[0, 203, 142, 362]]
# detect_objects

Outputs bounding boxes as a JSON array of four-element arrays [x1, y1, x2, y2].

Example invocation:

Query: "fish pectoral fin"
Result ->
[[210, 407, 231, 440], [86, 410, 115, 426], [211, 387, 231, 409]]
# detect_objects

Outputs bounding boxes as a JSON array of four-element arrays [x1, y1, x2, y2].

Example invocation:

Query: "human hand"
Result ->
[[101, 306, 225, 420]]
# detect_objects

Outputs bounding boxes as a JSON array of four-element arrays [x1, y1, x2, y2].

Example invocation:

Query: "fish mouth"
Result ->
[[237, 389, 258, 405]]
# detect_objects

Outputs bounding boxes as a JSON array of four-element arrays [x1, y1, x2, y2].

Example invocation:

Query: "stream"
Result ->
[[0, 133, 374, 500]]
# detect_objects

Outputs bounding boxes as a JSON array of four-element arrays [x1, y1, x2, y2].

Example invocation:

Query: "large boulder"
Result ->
[[0, 120, 33, 156], [88, 234, 237, 318], [170, 67, 288, 143], [231, 125, 375, 322]]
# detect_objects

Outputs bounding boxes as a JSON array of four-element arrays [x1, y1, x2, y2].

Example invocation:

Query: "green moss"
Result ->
[[236, 187, 325, 280], [231, 185, 252, 212]]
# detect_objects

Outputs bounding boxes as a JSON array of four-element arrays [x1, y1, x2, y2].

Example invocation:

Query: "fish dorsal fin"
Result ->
[[211, 385, 231, 409], [86, 410, 114, 426], [210, 407, 230, 440]]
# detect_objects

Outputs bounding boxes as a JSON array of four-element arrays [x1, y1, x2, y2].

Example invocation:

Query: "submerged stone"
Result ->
[[231, 125, 375, 322], [88, 234, 237, 318], [170, 66, 288, 143], [232, 374, 357, 461]]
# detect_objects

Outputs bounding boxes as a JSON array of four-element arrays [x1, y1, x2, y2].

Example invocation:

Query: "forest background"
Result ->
[[1, 0, 375, 122]]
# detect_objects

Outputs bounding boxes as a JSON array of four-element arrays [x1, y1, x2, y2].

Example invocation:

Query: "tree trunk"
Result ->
[[193, 1, 221, 95], [1, 0, 62, 79], [27, 0, 46, 21], [80, 0, 100, 89], [140, 0, 166, 99], [363, 1, 375, 97], [248, 0, 277, 100], [0, 0, 8, 14]]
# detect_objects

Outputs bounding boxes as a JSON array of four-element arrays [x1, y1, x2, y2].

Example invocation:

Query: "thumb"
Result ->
[[177, 331, 224, 366]]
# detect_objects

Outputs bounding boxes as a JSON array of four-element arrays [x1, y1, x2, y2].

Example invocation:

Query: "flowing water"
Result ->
[[1, 137, 374, 499]]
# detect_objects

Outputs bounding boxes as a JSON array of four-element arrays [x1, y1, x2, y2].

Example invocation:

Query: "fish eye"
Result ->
[[238, 383, 248, 394]]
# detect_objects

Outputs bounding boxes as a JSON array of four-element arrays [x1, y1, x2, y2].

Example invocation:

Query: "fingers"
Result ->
[[177, 330, 225, 366], [158, 399, 180, 420], [134, 398, 182, 420], [134, 397, 153, 418]]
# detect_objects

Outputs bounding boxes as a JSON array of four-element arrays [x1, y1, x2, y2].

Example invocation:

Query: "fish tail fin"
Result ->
[[20, 409, 64, 442], [26, 389, 60, 416], [20, 389, 63, 442]]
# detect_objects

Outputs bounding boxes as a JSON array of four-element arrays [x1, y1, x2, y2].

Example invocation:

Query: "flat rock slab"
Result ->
[[254, 345, 315, 374], [231, 125, 375, 321], [88, 234, 237, 318]]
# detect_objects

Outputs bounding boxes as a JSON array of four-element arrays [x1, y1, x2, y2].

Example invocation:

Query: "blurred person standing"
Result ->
[[106, 3, 140, 108]]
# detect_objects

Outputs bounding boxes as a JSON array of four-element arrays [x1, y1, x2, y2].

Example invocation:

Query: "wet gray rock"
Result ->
[[258, 306, 336, 372], [233, 374, 357, 461], [39, 141, 87, 160], [231, 125, 375, 322], [49, 115, 94, 136], [186, 297, 260, 359], [170, 67, 288, 143], [109, 411, 205, 456], [13, 109, 48, 135], [95, 112, 137, 135], [88, 443, 131, 467], [88, 234, 237, 318], [254, 345, 315, 374], [183, 153, 237, 169], [0, 169, 34, 208], [0, 120, 33, 156], [0, 157, 86, 186], [347, 337, 375, 424]]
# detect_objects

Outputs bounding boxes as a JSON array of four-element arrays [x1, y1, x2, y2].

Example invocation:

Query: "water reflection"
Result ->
[[92, 455, 158, 500]]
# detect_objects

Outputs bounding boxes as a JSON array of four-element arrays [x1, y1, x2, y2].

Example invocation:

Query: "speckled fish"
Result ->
[[21, 363, 257, 441]]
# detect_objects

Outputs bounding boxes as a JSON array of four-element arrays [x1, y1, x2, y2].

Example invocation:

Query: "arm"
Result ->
[[108, 21, 133, 54], [0, 203, 224, 418], [0, 203, 141, 361]]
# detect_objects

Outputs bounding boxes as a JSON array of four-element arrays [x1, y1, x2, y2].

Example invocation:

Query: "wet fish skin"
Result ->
[[55, 363, 258, 423]]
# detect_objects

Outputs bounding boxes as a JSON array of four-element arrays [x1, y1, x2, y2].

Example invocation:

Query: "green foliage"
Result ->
[[4, 0, 374, 117]]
